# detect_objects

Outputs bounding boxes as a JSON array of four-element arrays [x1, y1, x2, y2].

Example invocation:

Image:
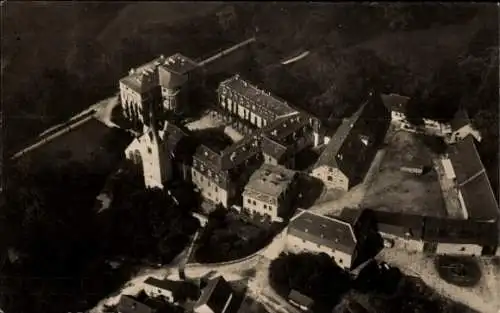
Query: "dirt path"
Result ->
[[377, 250, 500, 313]]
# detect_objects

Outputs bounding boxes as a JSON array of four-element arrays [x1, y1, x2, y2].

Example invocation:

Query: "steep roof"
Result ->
[[447, 136, 485, 186], [194, 276, 232, 313], [288, 210, 358, 255], [261, 112, 311, 160], [220, 135, 261, 170], [459, 172, 499, 221], [446, 136, 498, 221], [380, 93, 410, 113], [314, 102, 368, 169], [144, 277, 197, 296], [119, 56, 164, 93], [422, 217, 497, 246], [118, 295, 157, 313], [450, 108, 471, 132], [370, 210, 425, 240], [219, 75, 297, 121], [288, 290, 314, 308]]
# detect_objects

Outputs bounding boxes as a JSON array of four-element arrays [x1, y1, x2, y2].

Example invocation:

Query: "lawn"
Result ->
[[361, 129, 446, 217]]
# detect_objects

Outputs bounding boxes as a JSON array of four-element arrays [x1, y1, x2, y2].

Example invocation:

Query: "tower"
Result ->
[[140, 108, 172, 190]]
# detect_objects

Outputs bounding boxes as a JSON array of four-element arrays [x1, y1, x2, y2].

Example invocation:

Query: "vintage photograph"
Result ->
[[1, 2, 499, 313]]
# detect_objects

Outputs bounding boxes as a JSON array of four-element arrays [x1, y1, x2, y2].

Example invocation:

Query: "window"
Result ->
[[327, 176, 333, 181], [208, 182, 211, 187], [248, 199, 251, 204], [253, 200, 256, 205], [339, 259, 343, 264], [460, 247, 466, 252], [264, 204, 267, 209], [215, 186, 218, 192], [147, 147, 152, 154]]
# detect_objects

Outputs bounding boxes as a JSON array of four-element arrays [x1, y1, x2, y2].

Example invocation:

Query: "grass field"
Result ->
[[361, 129, 446, 217]]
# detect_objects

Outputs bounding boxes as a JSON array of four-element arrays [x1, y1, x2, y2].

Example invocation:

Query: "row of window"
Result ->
[[192, 171, 219, 192]]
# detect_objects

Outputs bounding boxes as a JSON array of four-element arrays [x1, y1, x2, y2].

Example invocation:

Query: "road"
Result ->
[[10, 96, 117, 161], [248, 257, 302, 313]]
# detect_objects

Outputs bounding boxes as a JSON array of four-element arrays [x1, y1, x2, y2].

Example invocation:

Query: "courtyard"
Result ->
[[361, 128, 447, 217]]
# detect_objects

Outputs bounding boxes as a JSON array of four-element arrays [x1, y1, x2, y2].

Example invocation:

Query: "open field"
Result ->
[[361, 129, 446, 217], [378, 250, 500, 313]]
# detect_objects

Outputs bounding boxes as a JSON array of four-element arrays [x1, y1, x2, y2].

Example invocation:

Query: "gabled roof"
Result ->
[[261, 112, 311, 160], [370, 210, 425, 240], [446, 136, 498, 221], [459, 172, 499, 221], [194, 145, 222, 171], [118, 295, 157, 313], [422, 217, 497, 246], [144, 276, 196, 293], [314, 102, 368, 169], [450, 109, 471, 132], [447, 136, 485, 186], [194, 275, 232, 313], [219, 75, 297, 121], [381, 93, 410, 113], [288, 210, 358, 255], [220, 135, 261, 170], [288, 290, 314, 308], [120, 56, 163, 93]]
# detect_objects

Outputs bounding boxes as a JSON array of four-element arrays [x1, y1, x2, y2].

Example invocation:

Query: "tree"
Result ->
[[269, 252, 352, 310]]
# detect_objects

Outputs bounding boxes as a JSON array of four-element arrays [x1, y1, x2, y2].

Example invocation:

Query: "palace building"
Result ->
[[119, 53, 199, 128], [217, 74, 298, 129], [191, 135, 262, 208]]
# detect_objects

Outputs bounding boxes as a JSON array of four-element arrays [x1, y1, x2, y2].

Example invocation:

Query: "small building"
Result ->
[[242, 163, 298, 223], [194, 275, 234, 313], [400, 164, 425, 175], [288, 290, 314, 312], [447, 136, 499, 222], [422, 217, 497, 256], [371, 210, 426, 252], [381, 93, 410, 125], [217, 75, 297, 129], [286, 210, 362, 270], [449, 109, 482, 143], [311, 94, 390, 191], [117, 295, 157, 313], [144, 277, 199, 304]]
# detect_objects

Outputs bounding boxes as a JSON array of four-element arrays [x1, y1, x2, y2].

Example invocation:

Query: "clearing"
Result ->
[[361, 128, 447, 217]]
